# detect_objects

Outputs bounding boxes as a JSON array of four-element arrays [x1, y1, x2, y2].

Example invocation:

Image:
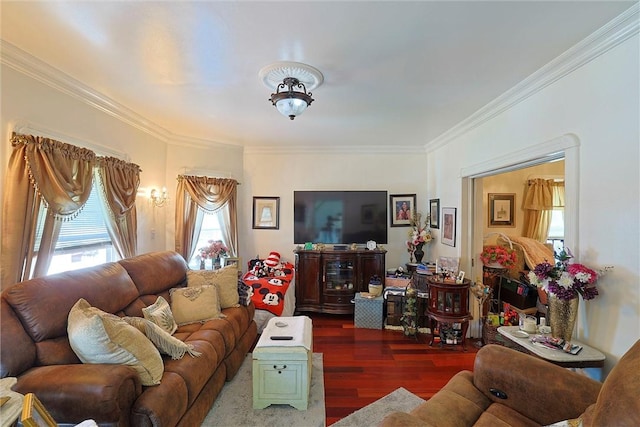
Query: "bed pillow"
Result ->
[[187, 265, 239, 309], [67, 298, 163, 386], [170, 285, 224, 326], [142, 296, 178, 335]]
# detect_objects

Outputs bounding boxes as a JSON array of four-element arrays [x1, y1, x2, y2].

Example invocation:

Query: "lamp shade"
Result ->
[[275, 97, 309, 119]]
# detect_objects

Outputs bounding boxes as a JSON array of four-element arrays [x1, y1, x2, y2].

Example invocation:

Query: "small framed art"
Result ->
[[488, 193, 515, 227], [223, 257, 240, 268], [441, 207, 457, 247], [21, 393, 57, 427], [390, 194, 416, 227], [252, 196, 280, 229], [429, 198, 440, 229]]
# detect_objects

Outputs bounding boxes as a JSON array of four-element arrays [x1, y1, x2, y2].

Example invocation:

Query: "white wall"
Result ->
[[242, 150, 429, 270], [427, 34, 640, 374], [0, 64, 168, 256]]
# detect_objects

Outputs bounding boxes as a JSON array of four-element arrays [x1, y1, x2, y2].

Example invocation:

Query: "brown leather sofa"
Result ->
[[380, 340, 640, 427], [1, 251, 258, 426]]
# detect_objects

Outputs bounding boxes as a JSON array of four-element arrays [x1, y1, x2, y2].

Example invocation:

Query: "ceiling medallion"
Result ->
[[259, 61, 324, 120]]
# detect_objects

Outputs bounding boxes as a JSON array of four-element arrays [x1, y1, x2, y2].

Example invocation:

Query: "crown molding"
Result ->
[[425, 4, 639, 153], [0, 40, 242, 151], [244, 144, 426, 155], [1, 39, 173, 143]]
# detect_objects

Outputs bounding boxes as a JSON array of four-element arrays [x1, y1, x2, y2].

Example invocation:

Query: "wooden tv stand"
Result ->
[[294, 249, 386, 314]]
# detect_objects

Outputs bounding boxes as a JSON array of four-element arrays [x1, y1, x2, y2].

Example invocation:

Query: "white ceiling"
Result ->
[[0, 1, 635, 150]]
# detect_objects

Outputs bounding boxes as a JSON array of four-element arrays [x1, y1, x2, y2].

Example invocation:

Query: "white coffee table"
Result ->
[[252, 316, 313, 410], [497, 326, 605, 373]]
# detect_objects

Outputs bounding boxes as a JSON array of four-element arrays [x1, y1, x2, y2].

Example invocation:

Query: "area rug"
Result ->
[[201, 353, 325, 427], [330, 387, 426, 427]]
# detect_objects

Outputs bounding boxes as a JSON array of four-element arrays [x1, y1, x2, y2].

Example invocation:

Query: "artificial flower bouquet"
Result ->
[[198, 239, 229, 259], [406, 212, 432, 254], [480, 245, 517, 268], [527, 248, 611, 301]]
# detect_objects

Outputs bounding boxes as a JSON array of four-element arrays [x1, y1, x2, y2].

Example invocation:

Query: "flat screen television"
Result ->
[[294, 191, 388, 244]]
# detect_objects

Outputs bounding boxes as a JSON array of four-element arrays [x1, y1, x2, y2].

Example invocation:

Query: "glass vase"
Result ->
[[548, 294, 579, 342]]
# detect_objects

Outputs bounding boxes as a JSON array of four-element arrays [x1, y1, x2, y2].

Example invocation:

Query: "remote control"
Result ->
[[270, 336, 293, 340]]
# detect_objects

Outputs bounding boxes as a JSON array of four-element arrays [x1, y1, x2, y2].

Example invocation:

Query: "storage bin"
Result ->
[[354, 293, 384, 329]]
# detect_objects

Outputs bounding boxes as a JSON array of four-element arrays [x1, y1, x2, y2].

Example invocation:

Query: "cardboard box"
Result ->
[[354, 293, 384, 329]]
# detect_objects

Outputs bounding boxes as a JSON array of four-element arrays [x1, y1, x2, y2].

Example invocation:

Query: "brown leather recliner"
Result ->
[[380, 340, 640, 427]]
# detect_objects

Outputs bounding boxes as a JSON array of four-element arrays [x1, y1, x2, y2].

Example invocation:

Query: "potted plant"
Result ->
[[480, 245, 517, 269]]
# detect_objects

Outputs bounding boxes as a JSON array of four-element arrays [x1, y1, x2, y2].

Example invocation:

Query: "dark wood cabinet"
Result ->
[[295, 249, 386, 314], [426, 277, 472, 350]]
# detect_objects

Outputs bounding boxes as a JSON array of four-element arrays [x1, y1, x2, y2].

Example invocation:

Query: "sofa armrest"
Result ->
[[14, 364, 142, 426], [473, 345, 602, 425]]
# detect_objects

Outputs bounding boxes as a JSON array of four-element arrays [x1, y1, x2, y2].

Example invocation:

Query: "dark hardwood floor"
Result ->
[[309, 313, 480, 426]]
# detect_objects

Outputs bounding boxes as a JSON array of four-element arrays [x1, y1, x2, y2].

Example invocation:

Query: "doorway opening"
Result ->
[[459, 134, 579, 337]]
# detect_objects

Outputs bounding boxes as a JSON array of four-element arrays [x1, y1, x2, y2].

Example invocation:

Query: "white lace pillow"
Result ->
[[142, 296, 178, 335]]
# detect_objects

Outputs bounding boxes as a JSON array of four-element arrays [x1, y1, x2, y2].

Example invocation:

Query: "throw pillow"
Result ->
[[123, 316, 201, 360], [169, 285, 224, 326], [237, 278, 252, 306], [67, 298, 163, 386], [187, 265, 239, 309], [142, 296, 178, 335]]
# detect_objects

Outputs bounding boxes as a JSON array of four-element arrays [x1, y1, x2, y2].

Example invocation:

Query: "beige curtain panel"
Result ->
[[2, 133, 96, 287], [1, 133, 141, 290], [522, 178, 565, 242], [174, 176, 238, 262], [95, 156, 141, 259]]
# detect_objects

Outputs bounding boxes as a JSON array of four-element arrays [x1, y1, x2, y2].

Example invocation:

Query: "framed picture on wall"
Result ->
[[429, 198, 440, 229], [488, 193, 516, 227], [252, 196, 280, 229], [390, 194, 416, 227], [441, 207, 457, 247]]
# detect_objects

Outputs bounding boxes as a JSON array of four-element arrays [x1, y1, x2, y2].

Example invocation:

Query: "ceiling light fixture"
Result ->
[[259, 61, 324, 120], [269, 77, 313, 120]]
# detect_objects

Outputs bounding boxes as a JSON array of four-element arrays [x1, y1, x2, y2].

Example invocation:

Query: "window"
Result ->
[[34, 184, 117, 275], [547, 209, 565, 253], [188, 212, 224, 269]]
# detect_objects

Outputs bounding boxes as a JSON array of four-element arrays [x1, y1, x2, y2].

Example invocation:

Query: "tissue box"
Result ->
[[354, 293, 384, 329]]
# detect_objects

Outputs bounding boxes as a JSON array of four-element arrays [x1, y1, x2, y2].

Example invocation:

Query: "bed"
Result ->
[[242, 259, 297, 334]]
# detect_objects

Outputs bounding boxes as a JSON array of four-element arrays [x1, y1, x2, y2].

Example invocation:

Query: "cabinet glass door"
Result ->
[[324, 259, 355, 292]]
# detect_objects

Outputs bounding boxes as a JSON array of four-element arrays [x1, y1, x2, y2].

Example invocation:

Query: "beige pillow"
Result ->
[[187, 265, 239, 309], [142, 296, 178, 335], [67, 298, 163, 386], [123, 316, 201, 360], [170, 285, 224, 326]]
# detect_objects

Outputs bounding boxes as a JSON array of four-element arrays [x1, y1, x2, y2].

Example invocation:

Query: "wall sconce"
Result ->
[[149, 188, 169, 208]]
